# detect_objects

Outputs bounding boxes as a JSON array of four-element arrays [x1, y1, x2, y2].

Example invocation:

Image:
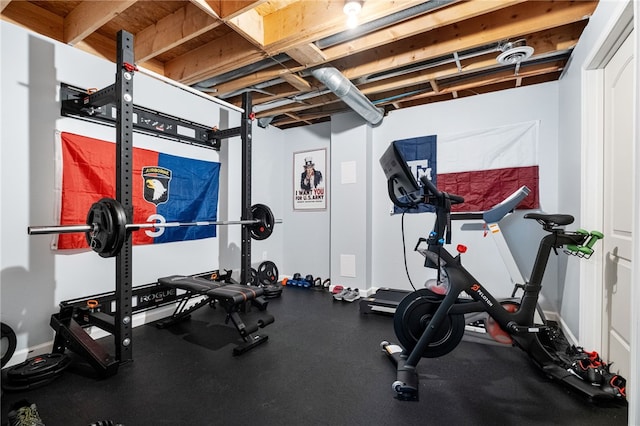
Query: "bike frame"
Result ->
[[399, 180, 588, 374]]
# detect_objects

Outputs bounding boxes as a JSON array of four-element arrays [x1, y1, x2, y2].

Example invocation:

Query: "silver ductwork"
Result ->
[[311, 67, 384, 125]]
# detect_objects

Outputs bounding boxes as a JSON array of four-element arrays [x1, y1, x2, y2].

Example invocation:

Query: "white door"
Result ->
[[602, 31, 634, 384]]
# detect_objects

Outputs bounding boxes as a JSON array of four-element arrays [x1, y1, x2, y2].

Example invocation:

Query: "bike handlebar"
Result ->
[[419, 176, 465, 205]]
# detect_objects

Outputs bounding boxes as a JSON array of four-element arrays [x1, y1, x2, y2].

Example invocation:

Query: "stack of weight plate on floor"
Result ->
[[1, 353, 71, 391], [254, 261, 283, 298]]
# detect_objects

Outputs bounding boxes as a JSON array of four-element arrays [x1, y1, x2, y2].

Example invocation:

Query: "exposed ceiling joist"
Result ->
[[0, 0, 599, 129]]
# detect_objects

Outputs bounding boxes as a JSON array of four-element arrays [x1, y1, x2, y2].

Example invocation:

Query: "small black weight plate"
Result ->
[[262, 285, 283, 299], [6, 353, 71, 383], [250, 268, 259, 286], [257, 261, 279, 286], [249, 204, 275, 240], [85, 198, 127, 258]]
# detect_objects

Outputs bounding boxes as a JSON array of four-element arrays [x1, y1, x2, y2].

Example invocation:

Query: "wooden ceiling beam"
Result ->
[[212, 61, 305, 97], [202, 1, 593, 108], [262, 0, 426, 54], [276, 116, 323, 127], [70, 30, 165, 75], [257, 58, 565, 120], [135, 3, 222, 63], [371, 59, 566, 105], [215, 0, 266, 19], [352, 21, 585, 96], [284, 112, 313, 126], [0, 1, 64, 41], [398, 72, 561, 109], [226, 7, 265, 47], [286, 43, 326, 67], [281, 73, 312, 91], [225, 80, 312, 107], [334, 1, 597, 82], [190, 0, 220, 18], [64, 1, 137, 46], [254, 92, 340, 118], [321, 0, 527, 60], [164, 31, 266, 85], [384, 64, 565, 106], [236, 21, 582, 112]]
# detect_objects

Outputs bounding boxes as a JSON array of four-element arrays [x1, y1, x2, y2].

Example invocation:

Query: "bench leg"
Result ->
[[155, 294, 211, 329], [226, 311, 273, 355]]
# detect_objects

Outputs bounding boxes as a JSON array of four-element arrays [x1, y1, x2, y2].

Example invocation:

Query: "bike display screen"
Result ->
[[379, 142, 422, 207]]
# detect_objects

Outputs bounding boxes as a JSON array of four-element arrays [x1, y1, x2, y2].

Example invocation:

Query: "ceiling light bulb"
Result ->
[[343, 1, 362, 16], [346, 14, 359, 29]]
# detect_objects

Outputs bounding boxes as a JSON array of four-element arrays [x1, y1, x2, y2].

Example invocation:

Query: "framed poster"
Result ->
[[294, 148, 327, 210]]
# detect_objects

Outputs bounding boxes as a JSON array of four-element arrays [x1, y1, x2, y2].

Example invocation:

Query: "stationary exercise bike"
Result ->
[[378, 142, 622, 402]]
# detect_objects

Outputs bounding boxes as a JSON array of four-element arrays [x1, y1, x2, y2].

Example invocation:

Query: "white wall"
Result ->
[[329, 113, 374, 293]]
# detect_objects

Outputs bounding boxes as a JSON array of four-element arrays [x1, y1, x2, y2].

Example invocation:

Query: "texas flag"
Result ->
[[54, 131, 220, 250], [394, 121, 539, 213]]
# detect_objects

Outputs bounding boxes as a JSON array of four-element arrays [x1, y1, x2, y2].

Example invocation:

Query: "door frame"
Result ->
[[580, 0, 637, 419]]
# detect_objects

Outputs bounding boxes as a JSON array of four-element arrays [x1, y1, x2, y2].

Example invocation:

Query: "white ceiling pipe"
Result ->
[[311, 67, 384, 125]]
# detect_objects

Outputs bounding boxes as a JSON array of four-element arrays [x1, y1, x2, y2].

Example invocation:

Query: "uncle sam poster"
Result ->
[[294, 148, 327, 210]]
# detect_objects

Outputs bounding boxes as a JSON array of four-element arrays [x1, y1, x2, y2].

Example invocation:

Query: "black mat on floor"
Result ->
[[1, 287, 628, 425]]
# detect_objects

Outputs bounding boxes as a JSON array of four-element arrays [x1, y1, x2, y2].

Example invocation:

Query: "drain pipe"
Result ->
[[311, 67, 384, 125]]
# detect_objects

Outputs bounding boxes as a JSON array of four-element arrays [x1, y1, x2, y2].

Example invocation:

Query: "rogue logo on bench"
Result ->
[[135, 286, 177, 310]]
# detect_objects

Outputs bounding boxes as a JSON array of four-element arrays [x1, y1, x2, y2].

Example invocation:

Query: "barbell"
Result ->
[[28, 198, 281, 258]]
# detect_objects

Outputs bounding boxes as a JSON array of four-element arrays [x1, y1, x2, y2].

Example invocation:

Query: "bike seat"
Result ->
[[524, 213, 574, 227]]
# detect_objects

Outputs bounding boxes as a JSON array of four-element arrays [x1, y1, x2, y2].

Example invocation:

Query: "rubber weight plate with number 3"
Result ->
[[85, 198, 127, 258]]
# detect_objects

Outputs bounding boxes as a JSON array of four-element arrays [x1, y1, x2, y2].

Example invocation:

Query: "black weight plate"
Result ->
[[1, 322, 17, 368], [257, 261, 279, 286], [6, 353, 71, 382], [85, 200, 114, 254], [394, 289, 465, 358], [250, 204, 275, 240], [250, 268, 259, 286], [263, 285, 283, 299], [102, 199, 127, 258], [85, 198, 127, 258]]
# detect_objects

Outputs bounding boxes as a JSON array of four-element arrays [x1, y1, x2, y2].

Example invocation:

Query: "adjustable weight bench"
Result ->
[[156, 275, 274, 355]]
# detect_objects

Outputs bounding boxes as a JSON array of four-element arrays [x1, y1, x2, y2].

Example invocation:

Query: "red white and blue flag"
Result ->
[[54, 131, 220, 250], [394, 121, 539, 213]]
